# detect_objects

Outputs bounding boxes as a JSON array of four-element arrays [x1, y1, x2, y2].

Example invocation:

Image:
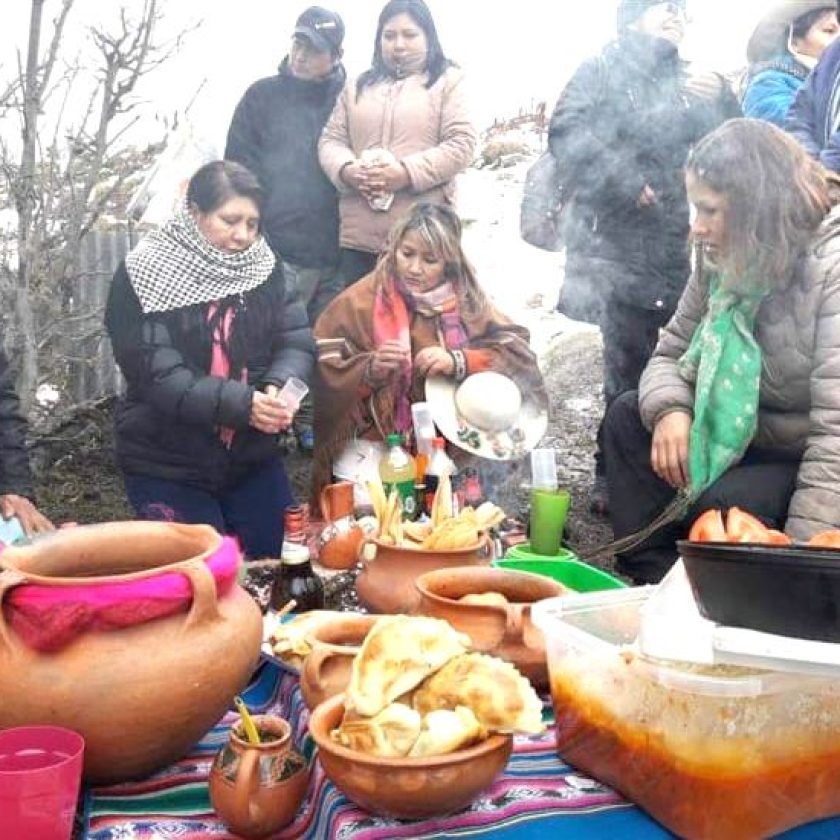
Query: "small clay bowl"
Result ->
[[309, 694, 512, 820], [414, 566, 566, 687], [300, 613, 379, 710]]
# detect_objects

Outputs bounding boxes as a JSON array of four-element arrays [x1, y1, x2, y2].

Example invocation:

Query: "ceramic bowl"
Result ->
[[300, 613, 379, 710], [414, 565, 566, 687], [309, 694, 512, 819], [355, 536, 493, 614]]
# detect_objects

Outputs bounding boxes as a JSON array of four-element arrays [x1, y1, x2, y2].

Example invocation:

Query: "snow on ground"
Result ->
[[456, 161, 597, 367]]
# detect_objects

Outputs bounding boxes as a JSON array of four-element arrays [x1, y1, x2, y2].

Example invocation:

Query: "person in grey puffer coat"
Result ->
[[603, 119, 840, 584]]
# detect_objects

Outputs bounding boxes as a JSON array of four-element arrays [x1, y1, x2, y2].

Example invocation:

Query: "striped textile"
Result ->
[[82, 663, 840, 839]]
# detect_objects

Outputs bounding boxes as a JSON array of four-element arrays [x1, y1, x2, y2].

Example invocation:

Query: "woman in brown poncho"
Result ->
[[312, 202, 545, 507]]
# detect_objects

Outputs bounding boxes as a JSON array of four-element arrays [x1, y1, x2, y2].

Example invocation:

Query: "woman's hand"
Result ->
[[414, 346, 455, 379], [363, 160, 410, 194], [651, 410, 692, 489], [366, 340, 410, 386], [340, 161, 379, 200], [250, 390, 293, 434], [0, 494, 54, 537], [683, 71, 725, 102]]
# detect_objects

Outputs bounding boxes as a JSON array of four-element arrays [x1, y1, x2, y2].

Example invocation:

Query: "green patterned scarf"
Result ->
[[679, 274, 765, 499]]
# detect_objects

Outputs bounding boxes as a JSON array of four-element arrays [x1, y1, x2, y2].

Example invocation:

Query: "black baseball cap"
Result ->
[[294, 6, 345, 54]]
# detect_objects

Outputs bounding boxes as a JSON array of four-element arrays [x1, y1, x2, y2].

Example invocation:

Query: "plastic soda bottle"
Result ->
[[379, 433, 417, 519]]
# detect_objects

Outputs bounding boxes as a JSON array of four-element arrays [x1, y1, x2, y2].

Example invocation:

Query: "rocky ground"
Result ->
[[32, 149, 618, 593]]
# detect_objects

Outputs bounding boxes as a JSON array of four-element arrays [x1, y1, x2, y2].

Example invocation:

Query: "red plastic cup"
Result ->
[[0, 725, 85, 840]]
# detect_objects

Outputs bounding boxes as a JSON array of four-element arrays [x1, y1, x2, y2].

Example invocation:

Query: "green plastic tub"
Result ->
[[495, 543, 626, 592]]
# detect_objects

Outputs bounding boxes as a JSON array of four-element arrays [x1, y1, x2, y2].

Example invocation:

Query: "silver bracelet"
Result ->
[[450, 349, 467, 381]]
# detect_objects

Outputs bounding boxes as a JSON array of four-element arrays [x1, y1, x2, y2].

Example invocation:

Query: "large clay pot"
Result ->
[[0, 522, 262, 784], [300, 613, 378, 710], [355, 536, 493, 614], [318, 481, 364, 570], [209, 714, 308, 838], [414, 566, 566, 687]]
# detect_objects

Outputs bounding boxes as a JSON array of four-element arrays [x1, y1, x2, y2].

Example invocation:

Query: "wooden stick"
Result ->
[[275, 598, 298, 619]]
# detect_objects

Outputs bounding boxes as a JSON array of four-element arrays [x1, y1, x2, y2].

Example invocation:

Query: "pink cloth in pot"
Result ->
[[2, 537, 241, 652]]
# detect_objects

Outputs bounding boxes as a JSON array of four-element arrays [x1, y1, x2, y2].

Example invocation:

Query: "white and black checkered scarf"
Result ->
[[125, 204, 276, 314]]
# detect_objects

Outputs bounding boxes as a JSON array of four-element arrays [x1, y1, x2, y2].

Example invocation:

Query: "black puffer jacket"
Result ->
[[549, 31, 739, 312], [225, 58, 346, 269], [105, 263, 315, 491], [0, 348, 34, 498]]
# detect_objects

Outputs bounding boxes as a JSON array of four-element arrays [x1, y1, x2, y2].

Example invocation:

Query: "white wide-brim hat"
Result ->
[[747, 1, 836, 64], [425, 371, 548, 462]]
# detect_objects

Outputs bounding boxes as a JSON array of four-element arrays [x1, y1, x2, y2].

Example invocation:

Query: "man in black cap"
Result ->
[[226, 6, 346, 324]]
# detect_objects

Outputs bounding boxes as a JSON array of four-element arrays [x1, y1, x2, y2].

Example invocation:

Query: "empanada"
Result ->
[[412, 653, 544, 734], [408, 706, 487, 757], [331, 702, 421, 757], [458, 592, 509, 607], [269, 610, 342, 668], [347, 615, 471, 717]]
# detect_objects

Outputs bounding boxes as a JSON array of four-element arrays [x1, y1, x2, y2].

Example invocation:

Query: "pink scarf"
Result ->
[[372, 277, 468, 433], [208, 302, 247, 447]]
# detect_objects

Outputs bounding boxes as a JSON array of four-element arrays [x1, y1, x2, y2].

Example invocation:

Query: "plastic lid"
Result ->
[[386, 433, 403, 446]]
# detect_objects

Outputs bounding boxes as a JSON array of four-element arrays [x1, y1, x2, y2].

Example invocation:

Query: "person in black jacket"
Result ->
[[225, 6, 346, 324], [0, 348, 53, 536], [105, 160, 315, 558], [548, 0, 739, 515]]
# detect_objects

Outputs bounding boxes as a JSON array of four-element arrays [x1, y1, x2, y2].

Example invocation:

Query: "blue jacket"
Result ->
[[742, 55, 809, 127], [786, 38, 840, 173]]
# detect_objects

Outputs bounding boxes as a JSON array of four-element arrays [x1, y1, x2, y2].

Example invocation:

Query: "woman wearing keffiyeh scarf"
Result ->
[[311, 203, 545, 508], [105, 161, 315, 559], [600, 119, 840, 584]]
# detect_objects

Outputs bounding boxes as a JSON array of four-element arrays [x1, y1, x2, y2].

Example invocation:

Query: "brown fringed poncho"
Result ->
[[311, 269, 546, 508]]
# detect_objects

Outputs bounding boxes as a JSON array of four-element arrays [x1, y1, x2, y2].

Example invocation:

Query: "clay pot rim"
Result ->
[[230, 714, 293, 752], [414, 565, 565, 608], [309, 694, 512, 768], [303, 613, 379, 650], [0, 522, 222, 586]]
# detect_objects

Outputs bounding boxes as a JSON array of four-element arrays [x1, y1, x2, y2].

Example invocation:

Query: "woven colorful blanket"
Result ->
[[82, 662, 840, 839]]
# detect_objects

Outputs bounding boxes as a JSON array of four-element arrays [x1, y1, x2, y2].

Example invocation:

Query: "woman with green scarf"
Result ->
[[603, 118, 840, 584]]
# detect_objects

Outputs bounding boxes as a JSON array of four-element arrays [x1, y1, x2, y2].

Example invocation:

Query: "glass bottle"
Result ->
[[270, 543, 324, 613]]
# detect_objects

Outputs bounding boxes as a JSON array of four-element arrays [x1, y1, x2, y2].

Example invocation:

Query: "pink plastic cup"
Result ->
[[0, 725, 85, 840]]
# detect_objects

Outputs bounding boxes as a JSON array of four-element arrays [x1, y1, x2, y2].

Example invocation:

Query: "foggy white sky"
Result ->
[[1, 0, 779, 153]]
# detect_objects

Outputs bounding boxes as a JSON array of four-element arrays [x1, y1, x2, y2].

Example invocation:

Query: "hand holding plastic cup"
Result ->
[[276, 377, 309, 412]]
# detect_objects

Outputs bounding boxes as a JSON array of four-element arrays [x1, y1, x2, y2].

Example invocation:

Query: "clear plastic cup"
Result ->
[[530, 448, 558, 491], [411, 402, 436, 456], [277, 377, 309, 411]]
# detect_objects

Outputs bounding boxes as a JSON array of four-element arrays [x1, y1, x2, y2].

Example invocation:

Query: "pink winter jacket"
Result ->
[[318, 67, 477, 253]]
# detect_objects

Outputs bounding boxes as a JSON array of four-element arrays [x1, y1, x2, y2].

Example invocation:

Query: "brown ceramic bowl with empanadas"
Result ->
[[414, 566, 567, 688], [309, 694, 512, 819]]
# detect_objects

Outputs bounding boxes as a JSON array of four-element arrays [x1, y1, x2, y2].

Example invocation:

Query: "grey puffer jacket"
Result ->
[[639, 209, 840, 539]]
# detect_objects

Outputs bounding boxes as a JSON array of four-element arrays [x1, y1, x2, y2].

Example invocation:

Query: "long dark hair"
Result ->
[[791, 6, 835, 42], [686, 119, 831, 289], [186, 160, 265, 215], [356, 0, 452, 97]]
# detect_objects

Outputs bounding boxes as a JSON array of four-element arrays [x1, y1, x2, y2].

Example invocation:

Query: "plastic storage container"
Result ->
[[532, 589, 840, 840]]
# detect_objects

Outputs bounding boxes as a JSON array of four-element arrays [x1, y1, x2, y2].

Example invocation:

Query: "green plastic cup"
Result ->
[[529, 488, 571, 556]]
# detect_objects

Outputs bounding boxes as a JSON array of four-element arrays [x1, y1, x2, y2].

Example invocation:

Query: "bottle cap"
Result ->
[[432, 437, 445, 450], [281, 541, 311, 564], [386, 433, 403, 446], [530, 448, 558, 490]]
